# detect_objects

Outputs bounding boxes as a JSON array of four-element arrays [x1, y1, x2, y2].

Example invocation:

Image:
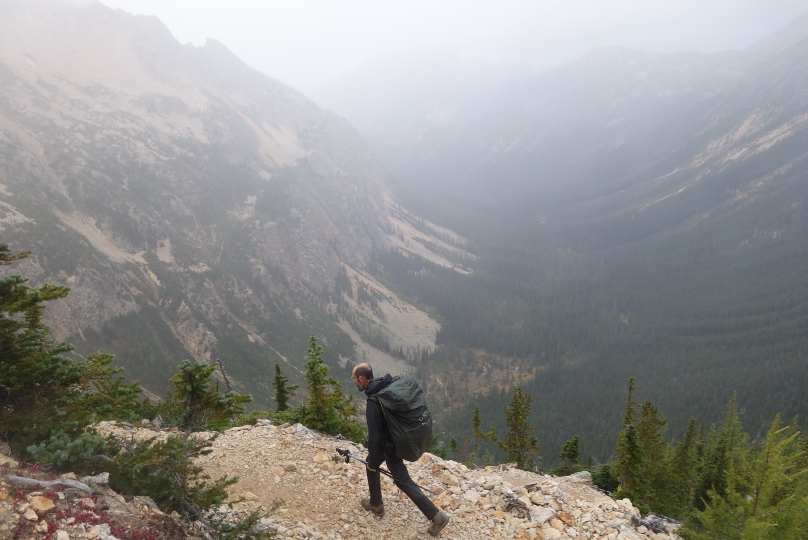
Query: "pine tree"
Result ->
[[614, 377, 643, 495], [299, 335, 364, 441], [695, 394, 747, 509], [481, 386, 540, 471], [472, 405, 482, 452], [448, 436, 459, 456], [670, 417, 700, 512], [622, 377, 638, 427], [683, 415, 808, 540], [559, 435, 580, 470], [272, 363, 297, 412], [635, 400, 669, 507], [616, 423, 644, 494], [166, 360, 252, 431], [0, 240, 143, 465]]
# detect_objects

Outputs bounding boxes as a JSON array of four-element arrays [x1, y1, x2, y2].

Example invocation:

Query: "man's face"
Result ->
[[352, 370, 367, 391]]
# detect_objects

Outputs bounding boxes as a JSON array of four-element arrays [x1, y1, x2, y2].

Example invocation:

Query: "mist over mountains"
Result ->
[[318, 17, 808, 459]]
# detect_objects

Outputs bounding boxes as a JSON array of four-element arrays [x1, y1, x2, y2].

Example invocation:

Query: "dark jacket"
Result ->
[[365, 374, 394, 468]]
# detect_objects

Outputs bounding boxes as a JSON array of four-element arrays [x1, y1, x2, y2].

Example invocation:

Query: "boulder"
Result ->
[[530, 506, 556, 524], [439, 472, 459, 487], [567, 471, 593, 484]]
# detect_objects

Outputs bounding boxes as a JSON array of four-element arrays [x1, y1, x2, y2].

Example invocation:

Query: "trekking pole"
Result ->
[[336, 448, 438, 495]]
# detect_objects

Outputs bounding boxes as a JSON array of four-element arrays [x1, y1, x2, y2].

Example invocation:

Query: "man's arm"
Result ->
[[366, 397, 385, 469]]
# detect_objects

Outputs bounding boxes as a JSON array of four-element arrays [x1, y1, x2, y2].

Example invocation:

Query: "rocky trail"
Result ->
[[1, 422, 682, 539]]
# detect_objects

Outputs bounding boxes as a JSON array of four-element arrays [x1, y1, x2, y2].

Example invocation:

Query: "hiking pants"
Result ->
[[366, 442, 439, 520]]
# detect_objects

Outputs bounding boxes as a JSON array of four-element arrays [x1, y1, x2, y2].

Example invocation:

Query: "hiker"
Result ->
[[351, 362, 450, 536]]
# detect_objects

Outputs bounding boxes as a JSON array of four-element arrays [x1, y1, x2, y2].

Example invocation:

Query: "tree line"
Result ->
[[445, 378, 808, 538]]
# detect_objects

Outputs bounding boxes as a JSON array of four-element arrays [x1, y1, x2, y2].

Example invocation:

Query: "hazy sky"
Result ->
[[97, 0, 808, 96]]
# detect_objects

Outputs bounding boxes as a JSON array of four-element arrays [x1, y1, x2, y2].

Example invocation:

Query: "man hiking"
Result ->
[[351, 362, 450, 536]]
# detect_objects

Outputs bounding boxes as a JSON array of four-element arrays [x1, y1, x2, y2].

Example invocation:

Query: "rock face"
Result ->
[[88, 420, 682, 540], [0, 0, 464, 401]]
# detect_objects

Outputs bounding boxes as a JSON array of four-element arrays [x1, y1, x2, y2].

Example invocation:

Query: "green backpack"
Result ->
[[372, 375, 433, 462]]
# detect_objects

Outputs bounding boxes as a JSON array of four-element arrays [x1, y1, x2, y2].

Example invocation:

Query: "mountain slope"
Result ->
[[0, 0, 464, 403]]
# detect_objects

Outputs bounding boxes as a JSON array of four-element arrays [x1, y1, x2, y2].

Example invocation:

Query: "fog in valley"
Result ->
[[2, 2, 808, 530]]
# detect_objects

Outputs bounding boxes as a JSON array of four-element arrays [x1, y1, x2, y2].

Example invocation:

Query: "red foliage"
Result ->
[[10, 521, 33, 540], [7, 479, 177, 540]]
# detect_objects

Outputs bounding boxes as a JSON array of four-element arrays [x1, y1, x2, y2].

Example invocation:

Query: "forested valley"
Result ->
[[336, 20, 808, 474]]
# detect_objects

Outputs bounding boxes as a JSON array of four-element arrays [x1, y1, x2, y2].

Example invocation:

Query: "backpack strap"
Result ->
[[367, 395, 394, 441]]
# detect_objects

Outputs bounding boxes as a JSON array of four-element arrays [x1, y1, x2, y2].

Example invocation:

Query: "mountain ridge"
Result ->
[[0, 0, 467, 403]]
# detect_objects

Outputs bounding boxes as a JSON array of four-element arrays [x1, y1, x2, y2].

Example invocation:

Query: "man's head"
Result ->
[[351, 363, 374, 391]]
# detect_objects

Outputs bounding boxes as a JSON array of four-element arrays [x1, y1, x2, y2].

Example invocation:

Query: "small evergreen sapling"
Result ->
[[472, 405, 482, 452], [299, 335, 364, 441], [272, 363, 297, 412], [480, 386, 540, 471], [559, 435, 580, 471], [448, 436, 459, 456], [164, 360, 252, 431]]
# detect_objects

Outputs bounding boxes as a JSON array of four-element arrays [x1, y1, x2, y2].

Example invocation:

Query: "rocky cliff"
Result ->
[[0, 423, 682, 540]]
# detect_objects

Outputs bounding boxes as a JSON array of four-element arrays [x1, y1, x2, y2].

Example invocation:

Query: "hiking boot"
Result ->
[[360, 498, 384, 517], [427, 511, 450, 536]]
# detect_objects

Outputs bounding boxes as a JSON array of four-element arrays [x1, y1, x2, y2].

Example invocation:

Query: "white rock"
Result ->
[[80, 472, 109, 486], [541, 481, 559, 494], [529, 492, 545, 505], [567, 471, 593, 484], [530, 506, 556, 524], [463, 490, 480, 504]]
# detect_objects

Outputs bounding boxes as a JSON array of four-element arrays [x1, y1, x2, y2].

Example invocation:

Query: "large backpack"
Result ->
[[371, 375, 432, 462]]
